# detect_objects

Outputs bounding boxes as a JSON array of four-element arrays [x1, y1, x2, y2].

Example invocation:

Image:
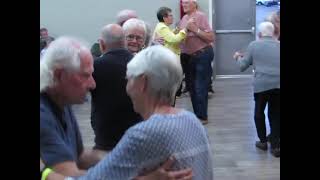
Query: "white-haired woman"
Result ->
[[122, 18, 148, 55], [44, 45, 213, 180]]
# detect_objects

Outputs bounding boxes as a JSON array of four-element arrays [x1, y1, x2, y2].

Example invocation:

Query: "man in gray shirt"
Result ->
[[233, 21, 280, 157]]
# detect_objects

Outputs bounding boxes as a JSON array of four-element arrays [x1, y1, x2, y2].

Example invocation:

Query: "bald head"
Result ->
[[258, 21, 274, 37], [116, 9, 138, 26], [100, 24, 125, 53]]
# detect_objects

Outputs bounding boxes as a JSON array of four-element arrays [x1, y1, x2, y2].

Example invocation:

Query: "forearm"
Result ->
[[47, 171, 67, 180], [236, 58, 250, 72], [78, 149, 104, 169], [196, 29, 214, 43], [160, 28, 186, 43], [52, 161, 86, 177]]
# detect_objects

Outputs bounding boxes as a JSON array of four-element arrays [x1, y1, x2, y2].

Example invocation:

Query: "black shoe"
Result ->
[[267, 134, 271, 142], [271, 148, 280, 158], [255, 141, 268, 151]]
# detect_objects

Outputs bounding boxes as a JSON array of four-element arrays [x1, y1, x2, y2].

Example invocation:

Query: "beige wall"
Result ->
[[40, 0, 211, 44]]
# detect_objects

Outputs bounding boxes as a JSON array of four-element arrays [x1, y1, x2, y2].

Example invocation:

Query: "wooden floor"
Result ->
[[73, 77, 280, 180]]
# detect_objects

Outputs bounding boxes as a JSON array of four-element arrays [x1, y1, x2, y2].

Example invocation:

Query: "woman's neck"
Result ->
[[140, 100, 178, 120]]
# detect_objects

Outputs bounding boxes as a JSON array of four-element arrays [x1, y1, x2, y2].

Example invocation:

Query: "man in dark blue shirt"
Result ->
[[40, 36, 98, 176], [40, 93, 84, 167]]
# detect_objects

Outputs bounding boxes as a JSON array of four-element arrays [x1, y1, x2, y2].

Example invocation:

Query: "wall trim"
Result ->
[[216, 75, 252, 79]]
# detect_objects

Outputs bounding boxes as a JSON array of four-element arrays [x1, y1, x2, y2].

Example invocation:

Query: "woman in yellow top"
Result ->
[[153, 7, 187, 56]]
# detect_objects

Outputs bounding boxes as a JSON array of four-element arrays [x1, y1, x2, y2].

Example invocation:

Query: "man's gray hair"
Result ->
[[122, 18, 147, 41], [40, 36, 89, 92], [127, 45, 183, 104], [100, 24, 125, 45], [116, 9, 138, 26], [258, 21, 274, 37]]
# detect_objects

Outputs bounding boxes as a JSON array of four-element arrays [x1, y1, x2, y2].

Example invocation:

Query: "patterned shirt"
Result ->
[[68, 109, 214, 180]]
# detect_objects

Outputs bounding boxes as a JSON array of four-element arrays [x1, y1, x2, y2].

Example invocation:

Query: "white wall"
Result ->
[[40, 0, 211, 44]]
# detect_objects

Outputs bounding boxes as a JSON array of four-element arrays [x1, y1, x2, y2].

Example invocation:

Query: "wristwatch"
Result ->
[[197, 28, 201, 35]]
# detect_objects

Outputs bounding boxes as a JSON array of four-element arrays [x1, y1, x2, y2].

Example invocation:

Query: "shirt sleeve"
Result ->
[[40, 111, 75, 167], [158, 25, 186, 44], [237, 43, 254, 72], [71, 124, 169, 180], [199, 13, 213, 33], [69, 107, 84, 159]]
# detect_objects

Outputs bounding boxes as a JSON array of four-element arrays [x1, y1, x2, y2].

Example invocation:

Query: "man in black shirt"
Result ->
[[90, 24, 142, 158]]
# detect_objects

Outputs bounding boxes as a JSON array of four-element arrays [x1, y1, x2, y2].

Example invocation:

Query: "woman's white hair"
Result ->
[[127, 45, 183, 104], [40, 36, 89, 92], [122, 18, 147, 41], [258, 21, 274, 37]]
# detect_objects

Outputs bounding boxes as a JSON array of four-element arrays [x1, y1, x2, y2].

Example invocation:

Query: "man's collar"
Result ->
[[261, 36, 274, 40], [41, 92, 67, 130], [102, 47, 127, 56]]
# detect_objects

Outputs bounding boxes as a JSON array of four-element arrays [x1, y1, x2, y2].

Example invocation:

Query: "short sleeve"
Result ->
[[199, 13, 213, 33], [68, 107, 84, 159]]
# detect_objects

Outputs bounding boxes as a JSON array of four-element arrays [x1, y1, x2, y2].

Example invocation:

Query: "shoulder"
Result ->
[[93, 53, 113, 67], [248, 40, 260, 47], [40, 103, 58, 137], [181, 14, 188, 21], [128, 110, 198, 136], [40, 97, 54, 125], [125, 116, 166, 140], [93, 55, 105, 65], [158, 22, 167, 28], [271, 39, 280, 45], [156, 22, 167, 29], [196, 11, 207, 18]]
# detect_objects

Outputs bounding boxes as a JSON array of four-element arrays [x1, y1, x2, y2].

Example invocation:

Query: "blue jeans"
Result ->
[[189, 47, 214, 120]]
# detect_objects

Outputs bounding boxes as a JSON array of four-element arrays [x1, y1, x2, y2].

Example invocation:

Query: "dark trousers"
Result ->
[[176, 53, 192, 95], [177, 53, 214, 95], [254, 89, 280, 148], [189, 48, 214, 120], [174, 54, 192, 106]]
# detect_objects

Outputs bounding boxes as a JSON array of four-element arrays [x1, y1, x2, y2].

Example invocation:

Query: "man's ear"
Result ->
[[53, 67, 64, 83], [99, 39, 106, 53]]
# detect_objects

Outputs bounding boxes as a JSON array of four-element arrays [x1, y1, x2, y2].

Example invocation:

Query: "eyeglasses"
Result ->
[[126, 34, 144, 42]]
